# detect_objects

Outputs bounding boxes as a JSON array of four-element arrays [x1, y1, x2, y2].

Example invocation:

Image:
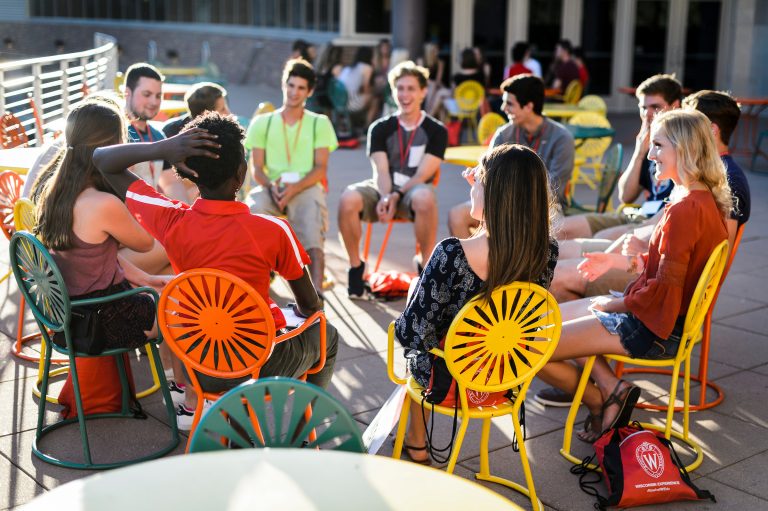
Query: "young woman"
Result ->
[[34, 98, 169, 351], [394, 144, 559, 463], [538, 109, 731, 442]]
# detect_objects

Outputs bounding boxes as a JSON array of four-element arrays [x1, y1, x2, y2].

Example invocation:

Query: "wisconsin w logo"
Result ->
[[636, 441, 665, 478]]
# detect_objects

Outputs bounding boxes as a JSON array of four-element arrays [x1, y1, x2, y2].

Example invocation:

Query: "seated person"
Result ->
[[393, 144, 558, 464], [245, 59, 337, 292], [338, 47, 375, 127], [448, 74, 574, 237], [338, 61, 447, 298], [537, 110, 730, 441], [547, 39, 580, 94], [93, 112, 339, 429], [162, 82, 231, 138], [550, 89, 750, 304], [557, 74, 683, 241], [504, 42, 533, 79]]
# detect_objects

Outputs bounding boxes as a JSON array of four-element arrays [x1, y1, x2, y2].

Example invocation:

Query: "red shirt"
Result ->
[[624, 190, 727, 338], [505, 62, 533, 79], [126, 180, 310, 329]]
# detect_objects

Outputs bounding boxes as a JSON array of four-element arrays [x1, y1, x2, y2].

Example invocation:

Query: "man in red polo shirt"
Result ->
[[93, 112, 338, 429]]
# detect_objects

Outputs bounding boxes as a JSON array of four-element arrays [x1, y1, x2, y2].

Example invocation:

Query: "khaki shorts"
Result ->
[[246, 183, 328, 250], [584, 211, 639, 235], [346, 179, 435, 223], [584, 268, 636, 297]]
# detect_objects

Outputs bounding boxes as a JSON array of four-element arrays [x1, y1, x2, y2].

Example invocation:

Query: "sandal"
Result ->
[[391, 437, 432, 465], [602, 380, 641, 431], [576, 411, 603, 444]]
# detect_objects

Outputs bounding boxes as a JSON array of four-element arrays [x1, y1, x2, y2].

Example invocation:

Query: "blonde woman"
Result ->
[[538, 109, 731, 442]]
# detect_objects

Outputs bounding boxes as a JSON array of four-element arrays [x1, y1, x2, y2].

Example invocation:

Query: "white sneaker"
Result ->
[[176, 404, 195, 431], [165, 380, 186, 407], [175, 400, 215, 431]]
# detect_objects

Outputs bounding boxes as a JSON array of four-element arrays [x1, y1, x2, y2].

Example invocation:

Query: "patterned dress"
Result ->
[[394, 237, 558, 387]]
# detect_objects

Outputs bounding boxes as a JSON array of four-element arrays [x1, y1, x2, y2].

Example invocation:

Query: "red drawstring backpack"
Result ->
[[573, 422, 715, 509], [367, 270, 415, 301]]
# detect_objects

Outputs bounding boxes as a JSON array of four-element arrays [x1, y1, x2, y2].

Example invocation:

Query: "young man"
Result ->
[[338, 61, 447, 298], [123, 63, 187, 203], [539, 89, 751, 406], [549, 39, 581, 93], [557, 74, 683, 242], [245, 59, 338, 292], [93, 112, 339, 428], [504, 42, 533, 79], [162, 81, 231, 138], [447, 74, 574, 238]]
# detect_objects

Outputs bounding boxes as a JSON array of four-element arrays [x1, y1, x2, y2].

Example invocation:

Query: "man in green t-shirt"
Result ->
[[245, 59, 338, 292]]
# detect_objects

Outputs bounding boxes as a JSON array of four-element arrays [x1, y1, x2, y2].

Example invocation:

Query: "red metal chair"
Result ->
[[0, 113, 29, 149]]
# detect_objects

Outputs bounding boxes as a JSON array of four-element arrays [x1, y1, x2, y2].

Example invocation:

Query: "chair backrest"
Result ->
[[328, 78, 350, 111], [13, 197, 36, 232], [680, 240, 730, 356], [569, 111, 613, 160], [454, 80, 485, 112], [158, 268, 277, 381], [444, 282, 561, 394], [563, 80, 583, 104], [0, 171, 24, 240], [9, 231, 70, 332], [477, 112, 506, 145], [595, 143, 624, 213], [0, 113, 30, 149], [189, 377, 366, 453], [577, 94, 607, 115], [255, 101, 275, 116]]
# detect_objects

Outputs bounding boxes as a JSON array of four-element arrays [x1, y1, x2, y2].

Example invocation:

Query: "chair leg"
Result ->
[[135, 343, 161, 399], [391, 393, 412, 460], [560, 355, 598, 467], [374, 222, 395, 274], [445, 415, 470, 474], [477, 418, 492, 477]]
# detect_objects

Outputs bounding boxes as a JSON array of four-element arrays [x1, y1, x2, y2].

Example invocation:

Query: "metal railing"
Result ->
[[0, 33, 118, 146]]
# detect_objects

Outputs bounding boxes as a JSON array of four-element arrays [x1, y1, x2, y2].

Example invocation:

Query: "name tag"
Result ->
[[408, 145, 426, 168], [393, 172, 409, 187], [640, 200, 664, 217], [281, 172, 300, 184]]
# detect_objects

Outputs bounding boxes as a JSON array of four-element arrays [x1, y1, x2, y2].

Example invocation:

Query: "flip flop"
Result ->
[[603, 380, 641, 431]]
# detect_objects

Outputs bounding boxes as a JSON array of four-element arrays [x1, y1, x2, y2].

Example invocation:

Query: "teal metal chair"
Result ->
[[9, 231, 180, 469], [565, 143, 624, 215], [189, 377, 365, 453]]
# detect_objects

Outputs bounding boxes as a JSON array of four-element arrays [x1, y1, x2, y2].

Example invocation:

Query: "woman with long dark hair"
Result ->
[[394, 144, 559, 463]]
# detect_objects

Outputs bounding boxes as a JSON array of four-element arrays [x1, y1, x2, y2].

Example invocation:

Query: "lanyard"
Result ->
[[515, 123, 545, 152], [281, 111, 304, 167], [130, 121, 156, 181], [397, 120, 418, 170], [130, 121, 154, 142]]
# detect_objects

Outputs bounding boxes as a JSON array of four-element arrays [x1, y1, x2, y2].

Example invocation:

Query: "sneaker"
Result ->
[[534, 386, 576, 407], [175, 400, 214, 431], [165, 380, 186, 407], [347, 262, 369, 299], [175, 404, 195, 431]]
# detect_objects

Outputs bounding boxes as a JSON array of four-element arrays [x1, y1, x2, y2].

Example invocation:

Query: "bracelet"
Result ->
[[627, 255, 638, 274]]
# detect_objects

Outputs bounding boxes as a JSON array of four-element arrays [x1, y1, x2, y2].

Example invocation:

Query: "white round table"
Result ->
[[23, 449, 523, 510]]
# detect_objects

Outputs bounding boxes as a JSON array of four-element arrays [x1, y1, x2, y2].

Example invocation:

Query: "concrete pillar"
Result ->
[[561, 0, 583, 44], [339, 0, 355, 39], [610, 0, 637, 111], [451, 0, 474, 70], [391, 0, 425, 60], [664, 0, 689, 82], [505, 0, 529, 69], [724, 0, 759, 95]]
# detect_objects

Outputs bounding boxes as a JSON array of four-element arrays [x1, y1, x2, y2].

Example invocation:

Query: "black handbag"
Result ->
[[53, 304, 108, 355]]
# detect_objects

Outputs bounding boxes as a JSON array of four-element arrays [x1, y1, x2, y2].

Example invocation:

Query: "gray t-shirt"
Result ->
[[491, 117, 574, 205]]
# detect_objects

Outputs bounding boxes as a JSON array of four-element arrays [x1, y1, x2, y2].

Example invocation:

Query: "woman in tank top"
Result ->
[[34, 97, 168, 351]]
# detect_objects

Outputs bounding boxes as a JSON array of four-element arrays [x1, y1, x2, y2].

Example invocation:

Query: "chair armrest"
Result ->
[[274, 311, 326, 375], [386, 322, 406, 385], [71, 286, 163, 345]]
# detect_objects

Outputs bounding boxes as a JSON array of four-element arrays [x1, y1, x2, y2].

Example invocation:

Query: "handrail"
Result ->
[[0, 33, 118, 147]]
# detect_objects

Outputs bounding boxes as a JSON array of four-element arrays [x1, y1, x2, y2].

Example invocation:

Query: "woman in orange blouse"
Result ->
[[539, 109, 731, 442]]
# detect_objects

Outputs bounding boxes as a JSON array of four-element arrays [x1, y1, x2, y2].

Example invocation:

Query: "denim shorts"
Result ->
[[592, 309, 685, 359]]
